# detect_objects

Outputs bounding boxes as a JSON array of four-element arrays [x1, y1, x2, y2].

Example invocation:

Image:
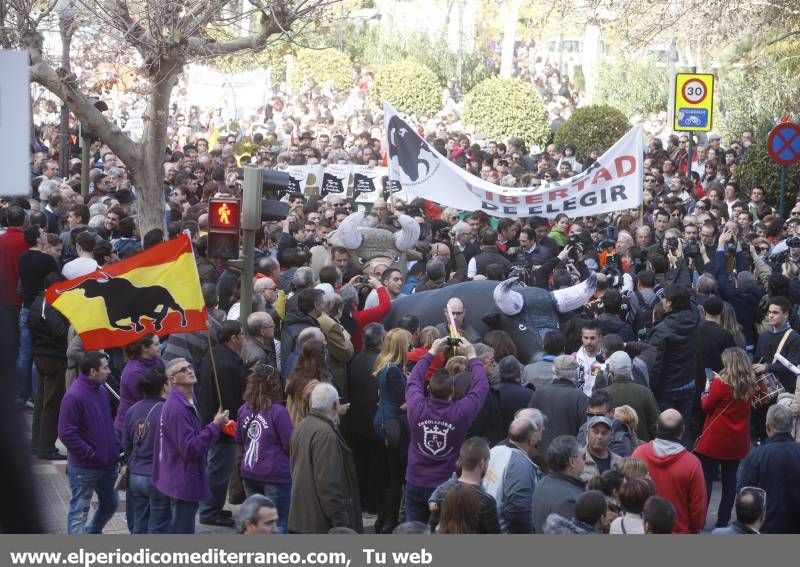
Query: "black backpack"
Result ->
[[632, 290, 659, 334]]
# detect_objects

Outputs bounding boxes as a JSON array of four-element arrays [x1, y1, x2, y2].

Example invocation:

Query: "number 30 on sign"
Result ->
[[674, 73, 715, 132]]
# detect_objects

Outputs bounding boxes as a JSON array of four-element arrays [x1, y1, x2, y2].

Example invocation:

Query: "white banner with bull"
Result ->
[[383, 102, 644, 219]]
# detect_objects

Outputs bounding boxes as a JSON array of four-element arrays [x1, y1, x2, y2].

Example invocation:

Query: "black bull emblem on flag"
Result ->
[[387, 115, 437, 182], [58, 272, 188, 332]]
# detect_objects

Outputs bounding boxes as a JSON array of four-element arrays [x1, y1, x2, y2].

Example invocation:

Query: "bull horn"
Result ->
[[493, 277, 524, 316], [550, 273, 597, 314], [393, 214, 420, 252], [337, 211, 364, 249], [96, 271, 112, 283]]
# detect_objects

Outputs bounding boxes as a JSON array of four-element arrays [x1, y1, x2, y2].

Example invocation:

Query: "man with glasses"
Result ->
[[242, 312, 278, 369], [153, 358, 229, 533], [738, 404, 800, 533], [197, 320, 249, 528], [434, 297, 481, 344], [532, 435, 586, 533], [712, 488, 766, 534]]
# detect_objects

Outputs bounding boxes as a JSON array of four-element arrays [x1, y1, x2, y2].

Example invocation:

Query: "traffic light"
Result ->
[[207, 198, 241, 259]]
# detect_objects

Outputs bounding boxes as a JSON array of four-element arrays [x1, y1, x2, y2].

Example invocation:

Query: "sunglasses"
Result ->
[[172, 364, 194, 376]]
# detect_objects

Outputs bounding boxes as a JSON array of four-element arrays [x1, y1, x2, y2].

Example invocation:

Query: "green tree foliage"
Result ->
[[464, 77, 550, 149], [594, 59, 669, 118], [717, 66, 800, 143], [735, 142, 800, 209], [342, 26, 493, 92], [553, 105, 629, 161], [372, 60, 442, 116], [291, 48, 354, 92]]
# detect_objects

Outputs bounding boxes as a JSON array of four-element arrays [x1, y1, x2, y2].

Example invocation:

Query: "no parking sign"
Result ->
[[673, 73, 715, 132]]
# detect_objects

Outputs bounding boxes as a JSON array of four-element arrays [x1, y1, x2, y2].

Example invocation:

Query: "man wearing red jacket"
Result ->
[[632, 409, 707, 533]]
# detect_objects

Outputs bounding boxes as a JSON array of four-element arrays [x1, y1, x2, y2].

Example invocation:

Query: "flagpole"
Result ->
[[206, 333, 224, 411]]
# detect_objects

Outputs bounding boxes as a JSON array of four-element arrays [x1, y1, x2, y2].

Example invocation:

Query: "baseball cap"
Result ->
[[587, 415, 613, 429], [606, 351, 632, 378]]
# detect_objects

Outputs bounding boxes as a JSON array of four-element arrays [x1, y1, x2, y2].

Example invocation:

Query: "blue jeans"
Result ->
[[243, 478, 291, 534], [170, 499, 199, 534], [128, 473, 171, 534], [66, 465, 119, 534], [404, 482, 435, 524], [199, 443, 236, 521], [15, 307, 37, 401]]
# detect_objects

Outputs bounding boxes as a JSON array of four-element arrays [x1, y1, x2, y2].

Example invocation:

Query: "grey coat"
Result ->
[[532, 472, 585, 534]]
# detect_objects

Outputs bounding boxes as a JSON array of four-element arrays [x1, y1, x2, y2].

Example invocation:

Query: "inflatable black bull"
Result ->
[[383, 274, 597, 364]]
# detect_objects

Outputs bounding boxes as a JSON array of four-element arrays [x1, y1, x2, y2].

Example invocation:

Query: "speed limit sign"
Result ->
[[681, 79, 707, 104], [674, 73, 714, 132]]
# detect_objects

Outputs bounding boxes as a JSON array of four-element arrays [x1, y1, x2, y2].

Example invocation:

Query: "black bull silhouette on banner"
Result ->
[[58, 272, 188, 333]]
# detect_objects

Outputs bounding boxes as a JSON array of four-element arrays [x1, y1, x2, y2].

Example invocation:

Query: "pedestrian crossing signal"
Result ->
[[208, 199, 241, 259]]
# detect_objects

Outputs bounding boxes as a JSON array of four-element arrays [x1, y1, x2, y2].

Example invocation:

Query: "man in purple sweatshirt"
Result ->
[[404, 337, 489, 523], [152, 358, 229, 533], [57, 351, 120, 534]]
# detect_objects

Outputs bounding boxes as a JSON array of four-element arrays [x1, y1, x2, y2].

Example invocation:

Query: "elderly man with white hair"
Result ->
[[288, 383, 361, 534]]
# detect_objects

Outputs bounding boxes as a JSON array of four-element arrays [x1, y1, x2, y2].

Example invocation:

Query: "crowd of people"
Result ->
[[4, 87, 800, 536]]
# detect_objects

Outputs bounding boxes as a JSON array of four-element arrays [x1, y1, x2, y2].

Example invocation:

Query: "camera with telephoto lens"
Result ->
[[725, 241, 737, 255], [684, 239, 701, 257], [568, 234, 581, 246], [665, 237, 679, 251], [787, 236, 800, 249]]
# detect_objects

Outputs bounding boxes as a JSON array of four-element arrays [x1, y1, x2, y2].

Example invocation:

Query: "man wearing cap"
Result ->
[[528, 355, 589, 455], [580, 415, 623, 482], [602, 351, 659, 442]]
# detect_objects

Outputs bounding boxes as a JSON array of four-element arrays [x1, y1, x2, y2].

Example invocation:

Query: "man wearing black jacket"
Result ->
[[753, 296, 800, 393], [29, 272, 69, 460], [648, 284, 700, 443], [467, 229, 511, 279], [198, 320, 248, 527]]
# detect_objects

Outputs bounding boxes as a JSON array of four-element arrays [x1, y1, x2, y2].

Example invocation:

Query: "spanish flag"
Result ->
[[46, 234, 207, 350]]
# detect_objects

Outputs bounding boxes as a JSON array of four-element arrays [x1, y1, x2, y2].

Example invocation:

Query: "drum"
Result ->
[[751, 372, 785, 408]]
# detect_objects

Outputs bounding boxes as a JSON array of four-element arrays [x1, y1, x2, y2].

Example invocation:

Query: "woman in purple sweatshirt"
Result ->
[[236, 363, 293, 533], [404, 337, 489, 525], [114, 334, 164, 435]]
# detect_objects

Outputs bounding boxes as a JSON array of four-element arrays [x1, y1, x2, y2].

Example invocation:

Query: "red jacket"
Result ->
[[0, 227, 29, 306], [351, 286, 391, 351], [632, 440, 707, 534], [694, 377, 751, 460]]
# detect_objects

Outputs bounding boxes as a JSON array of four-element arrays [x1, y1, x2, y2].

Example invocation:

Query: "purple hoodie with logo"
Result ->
[[405, 353, 489, 488], [235, 401, 293, 485]]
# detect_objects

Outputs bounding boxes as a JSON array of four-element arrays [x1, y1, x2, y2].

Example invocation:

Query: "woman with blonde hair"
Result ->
[[372, 328, 413, 533], [285, 339, 328, 425], [694, 346, 754, 529], [613, 457, 649, 481], [614, 405, 642, 449]]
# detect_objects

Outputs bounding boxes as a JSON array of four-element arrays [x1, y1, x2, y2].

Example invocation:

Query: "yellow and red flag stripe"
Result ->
[[45, 234, 207, 350]]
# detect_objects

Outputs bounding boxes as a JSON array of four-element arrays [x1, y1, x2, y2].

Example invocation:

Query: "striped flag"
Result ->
[[45, 235, 207, 350]]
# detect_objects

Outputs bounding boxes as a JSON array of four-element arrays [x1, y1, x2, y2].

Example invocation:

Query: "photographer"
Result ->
[[652, 229, 692, 288], [528, 243, 590, 291], [711, 229, 761, 350]]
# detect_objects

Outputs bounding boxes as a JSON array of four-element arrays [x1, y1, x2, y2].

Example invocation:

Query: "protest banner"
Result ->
[[383, 102, 644, 218]]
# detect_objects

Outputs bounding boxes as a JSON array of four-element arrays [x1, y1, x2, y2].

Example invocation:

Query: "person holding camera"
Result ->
[[404, 337, 489, 525]]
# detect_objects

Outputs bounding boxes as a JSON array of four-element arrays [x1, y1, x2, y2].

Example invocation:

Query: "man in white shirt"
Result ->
[[62, 231, 99, 280], [574, 320, 604, 395]]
